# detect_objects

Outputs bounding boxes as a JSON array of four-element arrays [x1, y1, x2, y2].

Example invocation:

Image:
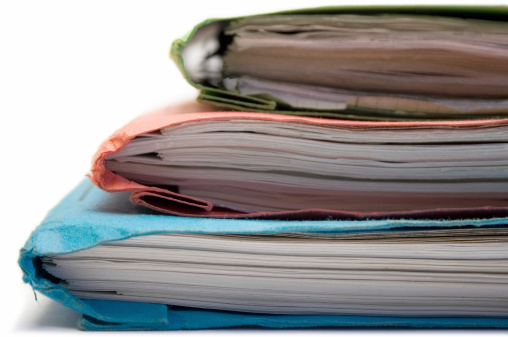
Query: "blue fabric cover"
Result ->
[[19, 179, 508, 330]]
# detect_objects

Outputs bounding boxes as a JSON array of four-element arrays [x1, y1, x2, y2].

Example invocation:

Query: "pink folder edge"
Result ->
[[88, 101, 508, 219]]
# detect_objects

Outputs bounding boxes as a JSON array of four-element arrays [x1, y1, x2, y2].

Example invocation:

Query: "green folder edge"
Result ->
[[170, 5, 508, 121]]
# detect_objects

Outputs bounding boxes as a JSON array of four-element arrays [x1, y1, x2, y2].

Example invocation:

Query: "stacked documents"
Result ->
[[181, 12, 508, 119], [20, 6, 508, 330], [43, 229, 508, 317], [103, 116, 508, 214]]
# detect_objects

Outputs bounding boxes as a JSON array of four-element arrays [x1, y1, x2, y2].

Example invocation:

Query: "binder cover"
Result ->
[[89, 101, 508, 219], [170, 5, 508, 120], [19, 179, 508, 330]]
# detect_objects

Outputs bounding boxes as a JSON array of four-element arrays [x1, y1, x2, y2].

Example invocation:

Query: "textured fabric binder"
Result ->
[[19, 179, 508, 330]]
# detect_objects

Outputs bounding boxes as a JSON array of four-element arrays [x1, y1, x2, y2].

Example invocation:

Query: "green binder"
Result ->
[[170, 5, 508, 120]]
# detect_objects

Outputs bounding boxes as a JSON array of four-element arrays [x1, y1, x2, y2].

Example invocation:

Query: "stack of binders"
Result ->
[[20, 5, 508, 330]]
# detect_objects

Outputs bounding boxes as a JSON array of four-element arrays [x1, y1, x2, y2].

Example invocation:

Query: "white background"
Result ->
[[1, 0, 507, 336]]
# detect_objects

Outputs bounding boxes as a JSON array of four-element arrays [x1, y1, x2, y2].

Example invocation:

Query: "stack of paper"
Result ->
[[20, 5, 508, 331], [43, 230, 508, 317], [104, 117, 508, 214], [181, 12, 508, 118], [225, 15, 508, 112]]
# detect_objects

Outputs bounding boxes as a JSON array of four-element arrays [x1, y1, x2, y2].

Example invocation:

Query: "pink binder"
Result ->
[[89, 101, 508, 219]]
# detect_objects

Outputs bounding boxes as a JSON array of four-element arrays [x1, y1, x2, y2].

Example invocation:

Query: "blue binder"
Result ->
[[19, 179, 508, 330]]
